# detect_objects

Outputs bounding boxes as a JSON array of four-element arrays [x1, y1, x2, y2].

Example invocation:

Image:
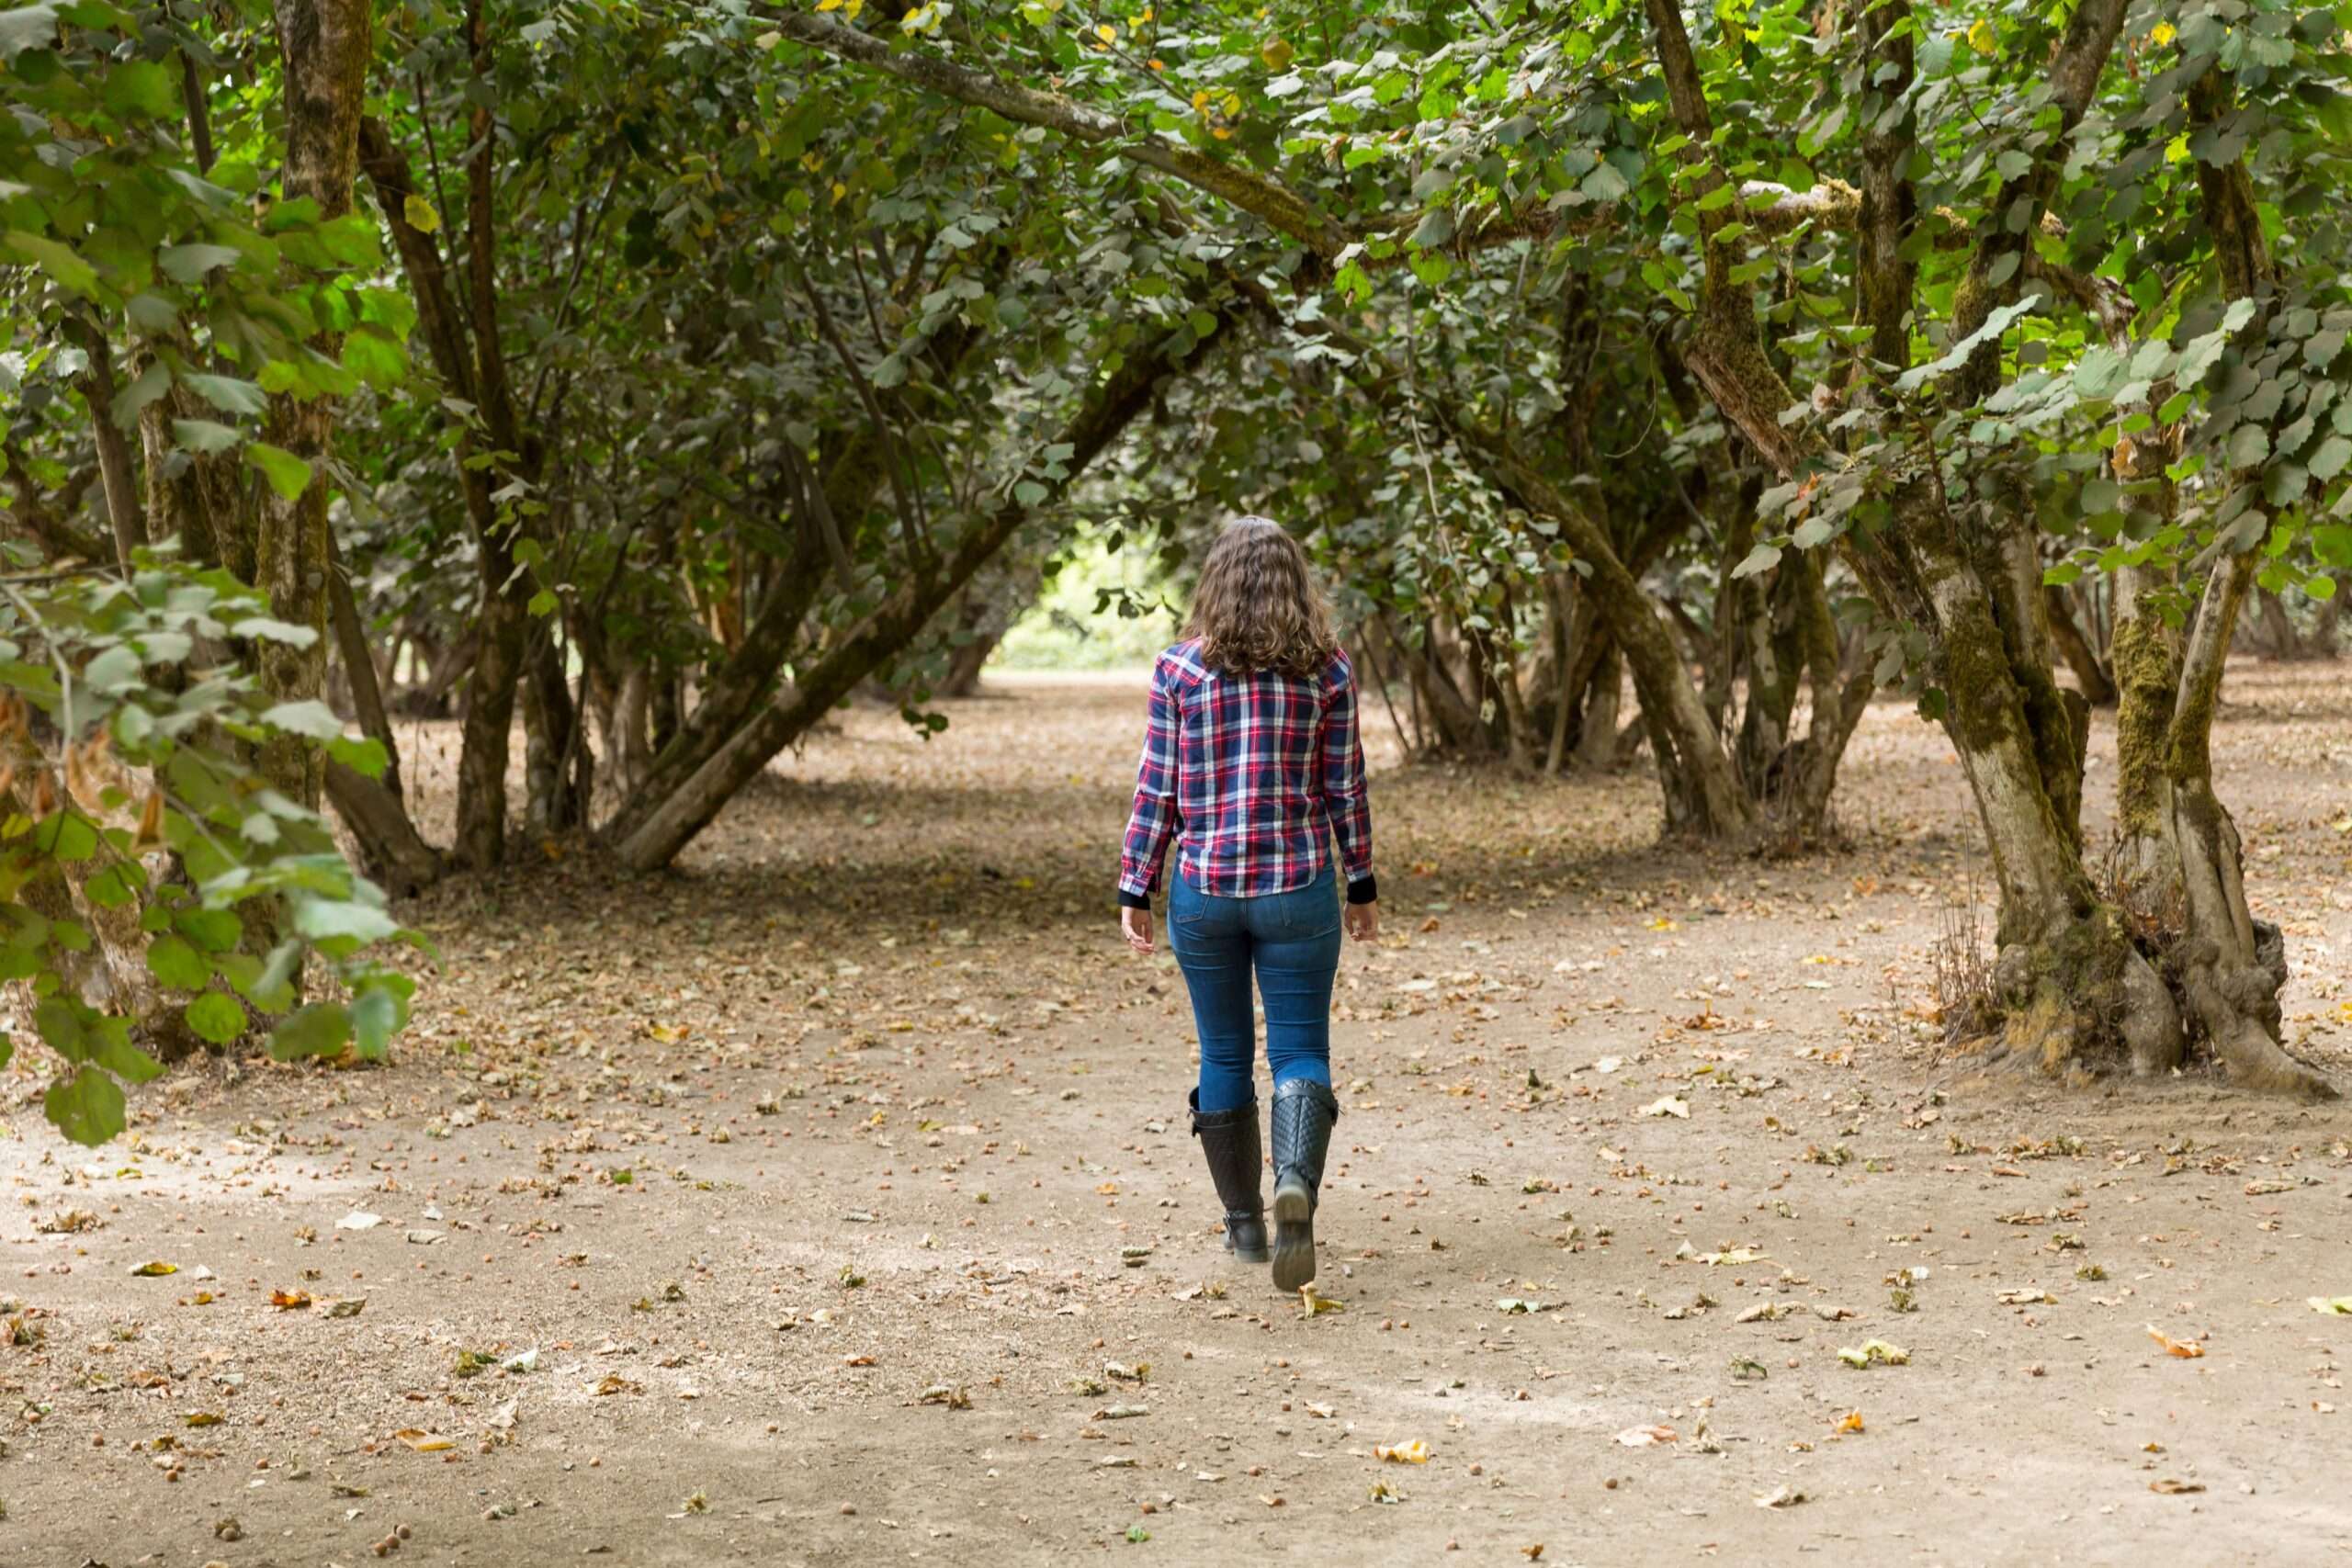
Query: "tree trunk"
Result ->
[[612, 298, 1231, 872], [64, 319, 144, 571], [327, 538, 403, 800], [252, 0, 372, 812], [2044, 584, 2117, 704], [942, 629, 1001, 698], [1575, 646, 1623, 769], [1466, 441, 1755, 839]]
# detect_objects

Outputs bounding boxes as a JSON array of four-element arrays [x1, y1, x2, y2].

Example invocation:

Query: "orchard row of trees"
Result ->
[[5, 0, 2347, 1129]]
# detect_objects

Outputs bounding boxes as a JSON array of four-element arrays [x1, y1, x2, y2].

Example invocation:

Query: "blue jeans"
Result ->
[[1167, 863, 1341, 1114]]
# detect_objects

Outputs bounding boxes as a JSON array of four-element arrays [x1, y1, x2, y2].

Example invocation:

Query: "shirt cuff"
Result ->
[[1116, 886, 1151, 911], [1344, 873, 1377, 906]]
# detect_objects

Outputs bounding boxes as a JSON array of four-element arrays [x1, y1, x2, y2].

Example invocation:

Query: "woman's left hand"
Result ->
[[1121, 906, 1154, 955], [1343, 899, 1379, 944]]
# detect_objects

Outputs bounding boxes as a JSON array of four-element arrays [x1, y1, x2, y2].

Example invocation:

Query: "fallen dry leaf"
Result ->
[[2150, 1478, 2206, 1495], [2307, 1297, 2352, 1315], [394, 1428, 455, 1452], [1614, 1424, 1676, 1447], [2146, 1325, 2206, 1359], [1299, 1285, 1345, 1316], [130, 1260, 177, 1277], [1835, 1410, 1864, 1434], [270, 1289, 311, 1310], [1641, 1096, 1690, 1119], [1374, 1439, 1429, 1463]]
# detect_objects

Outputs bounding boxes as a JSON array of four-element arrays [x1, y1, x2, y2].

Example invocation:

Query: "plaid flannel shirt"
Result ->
[[1117, 639, 1376, 909]]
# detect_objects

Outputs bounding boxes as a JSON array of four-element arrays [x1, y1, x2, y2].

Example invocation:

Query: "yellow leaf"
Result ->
[[1835, 1410, 1864, 1434], [402, 192, 441, 234], [1298, 1284, 1345, 1315], [395, 1428, 456, 1451], [1965, 17, 1996, 54], [130, 1259, 176, 1277], [1261, 36, 1293, 70], [2150, 20, 2177, 47], [2146, 1324, 2205, 1359], [818, 0, 841, 10], [1374, 1438, 1430, 1463], [844, 0, 862, 17], [1221, 92, 1241, 117], [1095, 21, 1116, 42], [2306, 1297, 2352, 1314]]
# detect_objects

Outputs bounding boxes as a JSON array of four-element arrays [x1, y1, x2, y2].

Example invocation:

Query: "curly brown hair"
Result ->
[[1183, 516, 1339, 680]]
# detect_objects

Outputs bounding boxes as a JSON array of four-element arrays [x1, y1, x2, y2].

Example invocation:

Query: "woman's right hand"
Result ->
[[1343, 899, 1378, 944], [1121, 906, 1154, 955]]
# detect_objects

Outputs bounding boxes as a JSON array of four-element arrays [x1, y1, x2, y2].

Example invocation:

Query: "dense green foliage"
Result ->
[[4, 0, 2347, 1104]]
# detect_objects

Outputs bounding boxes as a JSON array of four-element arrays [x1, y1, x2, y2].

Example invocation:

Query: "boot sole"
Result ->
[[1270, 1179, 1315, 1291]]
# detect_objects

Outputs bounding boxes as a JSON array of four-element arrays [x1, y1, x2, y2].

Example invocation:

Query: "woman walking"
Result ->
[[1116, 518, 1378, 1291]]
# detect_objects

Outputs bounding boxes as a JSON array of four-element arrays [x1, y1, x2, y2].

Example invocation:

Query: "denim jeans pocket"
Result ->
[[1267, 874, 1340, 940]]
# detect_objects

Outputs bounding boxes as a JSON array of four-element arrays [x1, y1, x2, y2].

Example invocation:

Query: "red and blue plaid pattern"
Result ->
[[1118, 639, 1375, 905]]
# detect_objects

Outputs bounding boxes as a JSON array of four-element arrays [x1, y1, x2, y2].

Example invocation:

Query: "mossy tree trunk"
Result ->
[[2103, 71, 2333, 1099], [1647, 0, 2198, 1079]]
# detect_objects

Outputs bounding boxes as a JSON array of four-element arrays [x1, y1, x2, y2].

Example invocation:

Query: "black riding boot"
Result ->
[[1269, 1077, 1340, 1292], [1190, 1090, 1269, 1263]]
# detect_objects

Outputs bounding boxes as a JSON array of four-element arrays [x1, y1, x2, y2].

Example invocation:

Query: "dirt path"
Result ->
[[5, 665, 2350, 1565]]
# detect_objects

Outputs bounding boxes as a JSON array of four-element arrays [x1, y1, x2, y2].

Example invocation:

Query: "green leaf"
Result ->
[[33, 811, 98, 862], [2226, 424, 2271, 469], [1994, 150, 2032, 181], [230, 616, 321, 648], [84, 864, 141, 908], [100, 58, 176, 119], [0, 7, 63, 62], [251, 941, 301, 1012], [157, 243, 242, 285], [44, 1066, 126, 1147], [259, 699, 346, 740], [2304, 573, 2337, 603], [340, 327, 409, 390], [183, 990, 247, 1045], [1408, 208, 1454, 251], [34, 995, 85, 1059], [5, 230, 98, 298], [352, 985, 404, 1061], [90, 1028, 162, 1084], [181, 373, 268, 416], [245, 443, 312, 502], [268, 1001, 353, 1061], [402, 191, 442, 233], [175, 908, 243, 953], [326, 734, 389, 778], [1580, 161, 1630, 203], [2073, 346, 2127, 400], [2308, 435, 2351, 484], [293, 897, 398, 945], [1732, 543, 1781, 580], [2264, 463, 2309, 506], [145, 933, 209, 990], [172, 418, 242, 455]]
